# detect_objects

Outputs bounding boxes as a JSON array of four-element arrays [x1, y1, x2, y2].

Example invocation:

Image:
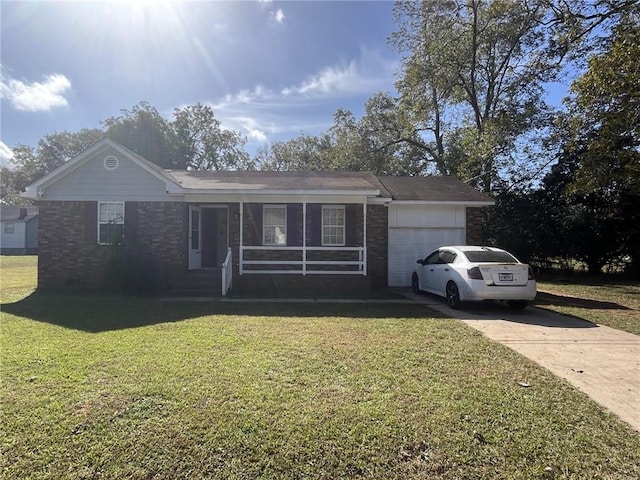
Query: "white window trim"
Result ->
[[98, 201, 125, 245], [263, 204, 287, 246], [322, 205, 345, 246], [4, 222, 15, 234]]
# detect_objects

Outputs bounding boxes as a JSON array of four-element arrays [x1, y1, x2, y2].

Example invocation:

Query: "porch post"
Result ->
[[239, 201, 244, 275], [363, 200, 367, 275], [302, 201, 307, 275]]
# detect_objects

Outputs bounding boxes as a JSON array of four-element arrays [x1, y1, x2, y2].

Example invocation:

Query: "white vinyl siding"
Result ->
[[263, 205, 286, 245], [98, 202, 125, 245], [322, 205, 345, 246]]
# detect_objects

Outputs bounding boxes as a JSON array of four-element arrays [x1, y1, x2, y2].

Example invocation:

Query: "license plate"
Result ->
[[499, 273, 513, 281]]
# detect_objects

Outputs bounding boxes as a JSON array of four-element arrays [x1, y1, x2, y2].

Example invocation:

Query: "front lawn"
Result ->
[[2, 257, 639, 479], [537, 276, 640, 335]]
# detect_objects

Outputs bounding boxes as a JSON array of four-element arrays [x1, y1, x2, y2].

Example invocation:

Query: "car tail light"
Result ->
[[467, 266, 483, 280], [528, 266, 535, 280]]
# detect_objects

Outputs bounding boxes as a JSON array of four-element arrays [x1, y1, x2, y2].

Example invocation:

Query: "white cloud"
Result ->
[[208, 49, 398, 150], [0, 141, 14, 166], [0, 73, 72, 112], [271, 8, 285, 23]]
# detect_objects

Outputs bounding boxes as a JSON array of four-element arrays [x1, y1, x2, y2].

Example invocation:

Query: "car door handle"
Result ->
[[429, 269, 434, 272], [444, 268, 450, 271]]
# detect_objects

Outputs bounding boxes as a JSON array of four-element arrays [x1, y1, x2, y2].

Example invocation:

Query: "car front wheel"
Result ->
[[446, 281, 461, 309], [411, 273, 421, 294]]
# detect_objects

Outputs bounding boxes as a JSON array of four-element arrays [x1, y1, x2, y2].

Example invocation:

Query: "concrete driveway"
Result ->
[[400, 289, 640, 432]]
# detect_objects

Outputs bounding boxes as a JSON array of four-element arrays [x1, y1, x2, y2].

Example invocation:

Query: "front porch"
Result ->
[[185, 200, 386, 296]]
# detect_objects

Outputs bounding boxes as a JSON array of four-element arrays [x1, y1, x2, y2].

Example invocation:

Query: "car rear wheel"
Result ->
[[446, 281, 461, 309], [507, 300, 529, 310], [411, 273, 421, 294]]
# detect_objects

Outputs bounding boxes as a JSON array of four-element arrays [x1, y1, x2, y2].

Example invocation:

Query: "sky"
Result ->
[[0, 0, 403, 165]]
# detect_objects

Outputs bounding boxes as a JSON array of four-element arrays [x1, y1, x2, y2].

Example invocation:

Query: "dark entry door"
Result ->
[[201, 208, 228, 267]]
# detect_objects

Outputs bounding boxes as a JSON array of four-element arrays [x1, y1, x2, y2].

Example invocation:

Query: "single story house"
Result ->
[[22, 138, 493, 295], [0, 205, 39, 255]]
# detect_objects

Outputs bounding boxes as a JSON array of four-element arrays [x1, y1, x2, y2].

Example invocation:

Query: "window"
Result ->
[[98, 202, 124, 245], [3, 222, 15, 234], [263, 205, 286, 245], [322, 205, 345, 246]]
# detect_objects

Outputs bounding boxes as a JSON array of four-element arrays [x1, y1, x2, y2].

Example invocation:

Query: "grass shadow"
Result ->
[[1, 291, 446, 333], [536, 292, 632, 311]]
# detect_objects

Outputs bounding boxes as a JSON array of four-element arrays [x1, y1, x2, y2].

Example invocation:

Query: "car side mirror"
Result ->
[[416, 259, 424, 265]]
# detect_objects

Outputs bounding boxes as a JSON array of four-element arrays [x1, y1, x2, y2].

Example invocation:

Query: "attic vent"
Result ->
[[104, 156, 119, 171]]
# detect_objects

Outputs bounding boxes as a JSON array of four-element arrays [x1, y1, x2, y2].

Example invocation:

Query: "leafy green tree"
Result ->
[[553, 14, 640, 274], [1, 129, 103, 204], [103, 102, 177, 169], [171, 103, 252, 171], [258, 93, 427, 175], [390, 0, 638, 192]]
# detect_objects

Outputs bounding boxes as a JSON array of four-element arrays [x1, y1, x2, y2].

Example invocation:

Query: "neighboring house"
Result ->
[[21, 138, 493, 295], [0, 205, 39, 255]]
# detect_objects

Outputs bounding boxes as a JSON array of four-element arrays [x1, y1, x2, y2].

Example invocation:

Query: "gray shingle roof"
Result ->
[[377, 176, 493, 203], [0, 206, 38, 222], [167, 170, 392, 195], [163, 170, 492, 203]]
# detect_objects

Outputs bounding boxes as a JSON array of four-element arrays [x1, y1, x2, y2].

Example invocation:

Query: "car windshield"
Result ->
[[463, 250, 518, 263]]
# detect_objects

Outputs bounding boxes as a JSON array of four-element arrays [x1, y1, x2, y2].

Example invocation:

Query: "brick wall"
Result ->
[[366, 204, 388, 289], [466, 207, 486, 245], [37, 201, 188, 291]]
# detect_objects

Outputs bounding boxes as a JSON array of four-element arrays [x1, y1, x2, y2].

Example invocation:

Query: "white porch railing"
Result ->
[[221, 247, 233, 296], [240, 246, 366, 275]]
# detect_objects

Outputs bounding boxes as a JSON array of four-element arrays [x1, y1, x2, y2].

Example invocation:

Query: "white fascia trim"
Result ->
[[367, 197, 393, 205], [172, 189, 381, 196], [388, 200, 495, 206]]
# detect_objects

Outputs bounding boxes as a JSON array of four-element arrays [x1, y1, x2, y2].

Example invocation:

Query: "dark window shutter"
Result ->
[[85, 201, 97, 243], [345, 205, 358, 246], [247, 204, 262, 245], [287, 204, 301, 246], [308, 204, 322, 246], [124, 201, 138, 244]]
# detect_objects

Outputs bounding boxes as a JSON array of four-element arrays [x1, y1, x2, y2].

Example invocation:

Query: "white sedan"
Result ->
[[412, 246, 536, 309]]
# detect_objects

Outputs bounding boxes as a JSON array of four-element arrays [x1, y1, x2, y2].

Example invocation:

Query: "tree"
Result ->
[[1, 129, 103, 204], [104, 102, 252, 171], [258, 93, 427, 175], [171, 103, 252, 171], [103, 102, 177, 169], [390, 0, 639, 192], [553, 13, 640, 274], [561, 16, 640, 192]]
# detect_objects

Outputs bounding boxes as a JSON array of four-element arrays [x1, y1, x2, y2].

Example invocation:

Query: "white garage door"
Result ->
[[388, 227, 464, 287]]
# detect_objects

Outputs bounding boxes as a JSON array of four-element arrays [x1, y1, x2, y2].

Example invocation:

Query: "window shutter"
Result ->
[[124, 202, 138, 244], [345, 205, 358, 246], [287, 204, 302, 246], [85, 201, 97, 243], [247, 204, 262, 245], [307, 204, 322, 246]]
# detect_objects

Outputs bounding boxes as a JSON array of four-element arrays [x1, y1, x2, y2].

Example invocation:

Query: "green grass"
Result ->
[[2, 257, 639, 479], [537, 276, 640, 335]]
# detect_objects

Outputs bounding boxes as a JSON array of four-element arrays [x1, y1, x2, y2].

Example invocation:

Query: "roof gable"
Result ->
[[21, 138, 181, 199]]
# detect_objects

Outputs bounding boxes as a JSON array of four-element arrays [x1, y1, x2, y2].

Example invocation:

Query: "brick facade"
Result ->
[[466, 207, 486, 245], [37, 201, 187, 291]]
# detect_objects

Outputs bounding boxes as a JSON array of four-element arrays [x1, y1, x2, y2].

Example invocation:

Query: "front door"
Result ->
[[201, 208, 228, 267], [188, 206, 201, 270]]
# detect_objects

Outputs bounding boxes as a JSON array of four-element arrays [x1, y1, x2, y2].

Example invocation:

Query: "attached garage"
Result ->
[[387, 205, 465, 286], [377, 176, 494, 287]]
